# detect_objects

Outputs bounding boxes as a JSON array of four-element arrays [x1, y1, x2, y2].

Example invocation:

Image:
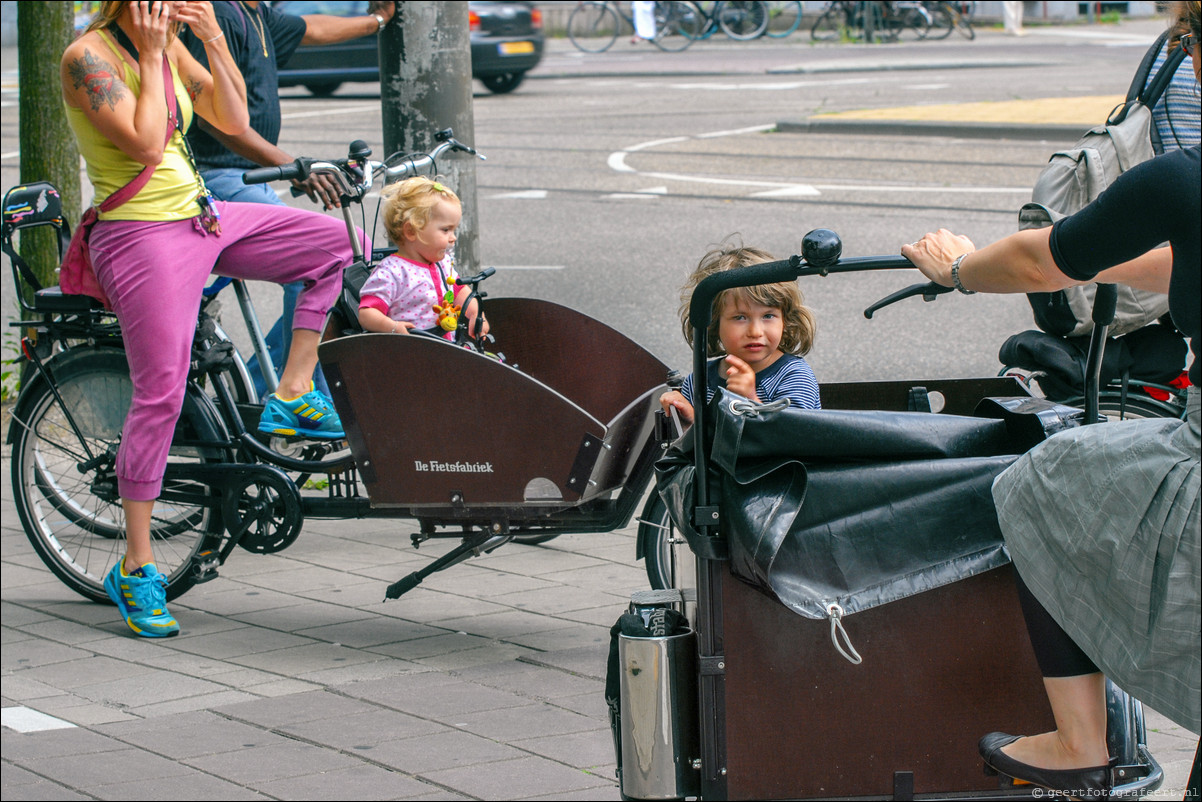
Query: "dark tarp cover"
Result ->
[[655, 389, 1079, 620]]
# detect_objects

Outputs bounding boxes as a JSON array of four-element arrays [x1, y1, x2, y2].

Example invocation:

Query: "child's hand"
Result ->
[[723, 356, 759, 402], [660, 390, 694, 425]]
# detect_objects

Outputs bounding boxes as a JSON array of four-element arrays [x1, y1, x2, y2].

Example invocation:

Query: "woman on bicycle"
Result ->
[[903, 4, 1199, 794], [61, 1, 355, 637]]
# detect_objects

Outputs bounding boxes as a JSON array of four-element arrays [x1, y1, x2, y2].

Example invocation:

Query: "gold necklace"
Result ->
[[239, 1, 268, 58]]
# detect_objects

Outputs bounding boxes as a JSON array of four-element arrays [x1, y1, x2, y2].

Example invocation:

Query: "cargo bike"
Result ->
[[612, 229, 1175, 801], [3, 131, 673, 606]]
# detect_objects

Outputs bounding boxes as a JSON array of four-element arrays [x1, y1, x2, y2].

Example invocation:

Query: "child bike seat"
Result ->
[[2, 182, 90, 314]]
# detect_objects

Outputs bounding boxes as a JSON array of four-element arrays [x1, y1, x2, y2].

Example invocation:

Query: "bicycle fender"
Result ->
[[5, 346, 124, 446]]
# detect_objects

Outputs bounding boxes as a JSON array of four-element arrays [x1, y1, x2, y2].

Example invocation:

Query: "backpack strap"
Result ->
[[1125, 30, 1169, 102], [1138, 41, 1186, 109], [1109, 31, 1186, 125]]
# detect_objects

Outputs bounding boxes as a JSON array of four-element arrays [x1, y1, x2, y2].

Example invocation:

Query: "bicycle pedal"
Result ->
[[190, 550, 221, 584]]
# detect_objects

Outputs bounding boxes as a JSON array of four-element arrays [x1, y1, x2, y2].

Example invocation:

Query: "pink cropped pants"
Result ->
[[90, 200, 355, 501]]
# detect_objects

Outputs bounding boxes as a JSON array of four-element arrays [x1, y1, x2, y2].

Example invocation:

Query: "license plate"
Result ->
[[498, 41, 534, 55]]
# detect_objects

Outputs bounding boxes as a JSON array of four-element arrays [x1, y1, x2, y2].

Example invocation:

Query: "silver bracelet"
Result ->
[[951, 253, 976, 295], [203, 31, 225, 44], [373, 13, 386, 31]]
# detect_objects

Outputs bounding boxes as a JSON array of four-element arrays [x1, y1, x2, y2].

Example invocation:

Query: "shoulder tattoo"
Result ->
[[67, 49, 126, 112]]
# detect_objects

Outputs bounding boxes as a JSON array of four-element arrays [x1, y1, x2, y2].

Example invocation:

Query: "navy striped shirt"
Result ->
[[681, 353, 821, 410]]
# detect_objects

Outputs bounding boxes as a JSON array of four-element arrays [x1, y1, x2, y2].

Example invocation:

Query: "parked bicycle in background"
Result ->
[[811, 0, 931, 42], [763, 0, 804, 38], [567, 0, 701, 51], [923, 0, 976, 39]]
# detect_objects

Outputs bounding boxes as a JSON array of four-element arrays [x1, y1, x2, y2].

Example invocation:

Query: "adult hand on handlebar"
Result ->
[[900, 228, 976, 287], [291, 173, 342, 209]]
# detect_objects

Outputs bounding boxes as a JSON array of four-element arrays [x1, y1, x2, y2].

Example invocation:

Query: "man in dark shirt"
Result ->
[[181, 0, 394, 398]]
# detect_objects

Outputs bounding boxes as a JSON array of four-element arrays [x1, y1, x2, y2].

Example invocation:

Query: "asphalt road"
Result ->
[[0, 18, 1172, 386]]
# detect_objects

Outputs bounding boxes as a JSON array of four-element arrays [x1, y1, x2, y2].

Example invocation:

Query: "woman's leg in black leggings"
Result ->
[[1015, 574, 1099, 678], [999, 572, 1110, 771]]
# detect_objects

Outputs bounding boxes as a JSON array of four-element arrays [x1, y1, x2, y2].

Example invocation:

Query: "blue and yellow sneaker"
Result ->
[[103, 561, 179, 638], [257, 383, 344, 440]]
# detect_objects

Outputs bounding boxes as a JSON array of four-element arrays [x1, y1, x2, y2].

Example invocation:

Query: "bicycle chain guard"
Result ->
[[219, 464, 304, 554]]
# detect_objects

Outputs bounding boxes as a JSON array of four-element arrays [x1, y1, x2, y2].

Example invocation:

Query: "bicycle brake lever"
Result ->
[[863, 281, 953, 319]]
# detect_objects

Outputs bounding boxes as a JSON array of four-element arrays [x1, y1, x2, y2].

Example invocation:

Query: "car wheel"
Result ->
[[304, 82, 341, 97], [479, 72, 525, 95]]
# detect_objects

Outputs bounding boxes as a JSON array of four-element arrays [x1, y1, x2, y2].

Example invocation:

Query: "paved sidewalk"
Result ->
[[1, 409, 639, 800]]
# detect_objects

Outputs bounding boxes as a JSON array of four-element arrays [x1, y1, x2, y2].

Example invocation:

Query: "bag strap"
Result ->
[[1138, 41, 1186, 109], [1109, 32, 1186, 125], [95, 48, 176, 213], [1125, 30, 1169, 102]]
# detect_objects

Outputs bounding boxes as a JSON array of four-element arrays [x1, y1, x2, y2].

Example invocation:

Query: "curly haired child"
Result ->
[[660, 241, 821, 425], [358, 176, 486, 339]]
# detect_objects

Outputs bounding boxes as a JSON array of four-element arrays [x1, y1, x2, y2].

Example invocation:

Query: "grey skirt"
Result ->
[[993, 389, 1201, 735]]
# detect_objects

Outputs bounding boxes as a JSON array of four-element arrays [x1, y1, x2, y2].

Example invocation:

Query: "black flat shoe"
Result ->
[[979, 732, 1113, 800]]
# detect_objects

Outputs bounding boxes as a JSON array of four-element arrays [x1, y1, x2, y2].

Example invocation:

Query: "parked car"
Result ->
[[274, 0, 543, 96]]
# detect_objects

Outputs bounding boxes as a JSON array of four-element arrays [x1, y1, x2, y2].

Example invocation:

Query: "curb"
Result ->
[[775, 117, 1083, 140]]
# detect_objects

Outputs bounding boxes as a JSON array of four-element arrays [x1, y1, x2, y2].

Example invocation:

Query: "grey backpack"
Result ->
[[1021, 32, 1186, 338]]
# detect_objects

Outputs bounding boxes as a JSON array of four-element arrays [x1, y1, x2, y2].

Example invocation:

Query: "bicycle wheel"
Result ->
[[11, 348, 227, 603], [891, 5, 931, 39], [764, 0, 803, 37], [955, 0, 976, 39], [811, 4, 846, 41], [1095, 392, 1183, 421], [567, 1, 621, 53], [716, 0, 769, 39], [638, 492, 695, 591], [652, 0, 702, 50], [926, 3, 955, 39]]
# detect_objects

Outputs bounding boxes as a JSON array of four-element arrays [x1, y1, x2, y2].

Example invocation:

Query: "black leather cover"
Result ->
[[657, 388, 1080, 619]]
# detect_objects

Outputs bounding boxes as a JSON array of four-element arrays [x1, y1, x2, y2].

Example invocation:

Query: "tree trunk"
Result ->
[[379, 1, 480, 272], [17, 1, 81, 303]]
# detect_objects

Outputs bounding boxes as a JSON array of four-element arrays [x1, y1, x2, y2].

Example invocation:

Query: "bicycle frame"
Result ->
[[654, 229, 1162, 800], [6, 130, 678, 605]]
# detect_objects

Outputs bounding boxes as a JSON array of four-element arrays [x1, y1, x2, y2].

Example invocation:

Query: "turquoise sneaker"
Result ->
[[257, 384, 344, 440], [103, 561, 179, 638]]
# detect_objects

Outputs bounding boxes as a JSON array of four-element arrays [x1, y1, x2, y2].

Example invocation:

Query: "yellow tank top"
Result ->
[[65, 29, 204, 222]]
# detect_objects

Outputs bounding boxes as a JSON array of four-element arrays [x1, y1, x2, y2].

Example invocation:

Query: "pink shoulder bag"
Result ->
[[60, 55, 176, 309]]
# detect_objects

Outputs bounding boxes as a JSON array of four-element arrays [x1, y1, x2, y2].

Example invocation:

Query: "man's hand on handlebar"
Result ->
[[291, 173, 343, 209]]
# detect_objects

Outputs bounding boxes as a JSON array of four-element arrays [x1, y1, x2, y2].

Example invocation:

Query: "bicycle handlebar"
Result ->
[[240, 129, 485, 200], [242, 163, 307, 185]]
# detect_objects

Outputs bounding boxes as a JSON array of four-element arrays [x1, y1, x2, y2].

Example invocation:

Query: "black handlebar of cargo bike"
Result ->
[[687, 228, 1117, 541]]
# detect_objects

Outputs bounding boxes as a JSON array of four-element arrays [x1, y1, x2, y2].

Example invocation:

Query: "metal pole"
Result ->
[[379, 1, 480, 272]]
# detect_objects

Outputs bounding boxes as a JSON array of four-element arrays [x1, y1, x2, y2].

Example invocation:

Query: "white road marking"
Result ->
[[604, 192, 661, 199], [608, 151, 635, 173], [609, 124, 1032, 196], [661, 79, 872, 92], [2, 707, 76, 733], [280, 103, 379, 121], [752, 185, 823, 197], [491, 189, 548, 199]]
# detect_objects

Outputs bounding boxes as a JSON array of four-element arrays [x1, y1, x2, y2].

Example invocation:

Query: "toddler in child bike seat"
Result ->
[[357, 176, 487, 340], [660, 240, 822, 426]]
